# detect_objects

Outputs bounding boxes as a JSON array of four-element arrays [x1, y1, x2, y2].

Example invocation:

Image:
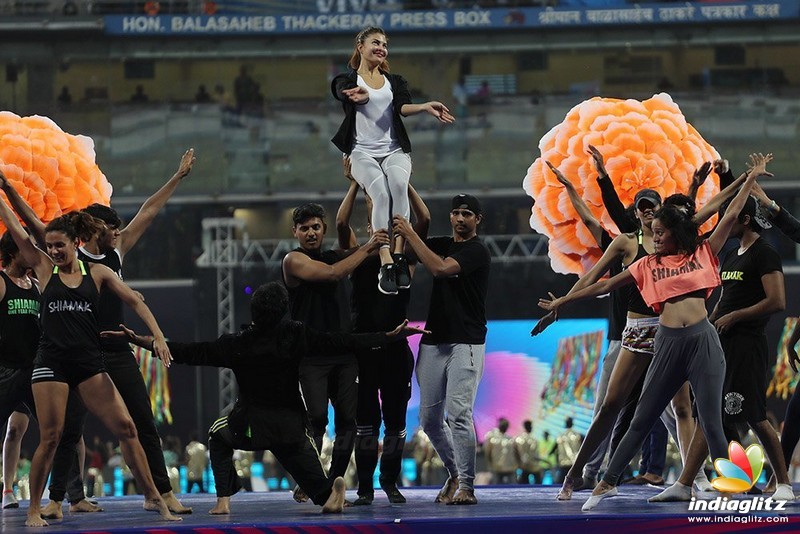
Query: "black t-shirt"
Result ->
[[350, 254, 409, 333], [421, 236, 491, 345], [717, 237, 782, 334], [601, 231, 626, 341], [0, 271, 41, 369], [78, 247, 128, 353]]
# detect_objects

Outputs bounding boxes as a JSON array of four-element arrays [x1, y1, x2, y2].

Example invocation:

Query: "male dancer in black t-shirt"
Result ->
[[0, 150, 195, 516], [282, 203, 388, 499], [394, 194, 491, 505], [335, 161, 430, 505], [709, 196, 792, 500]]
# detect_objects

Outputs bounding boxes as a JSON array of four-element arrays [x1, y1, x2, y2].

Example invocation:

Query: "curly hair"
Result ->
[[250, 282, 288, 328]]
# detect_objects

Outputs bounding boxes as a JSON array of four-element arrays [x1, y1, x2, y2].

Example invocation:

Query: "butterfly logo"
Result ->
[[711, 441, 765, 493]]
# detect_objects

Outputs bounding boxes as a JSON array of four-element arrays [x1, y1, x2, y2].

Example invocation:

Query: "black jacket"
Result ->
[[169, 320, 386, 443], [330, 69, 413, 155]]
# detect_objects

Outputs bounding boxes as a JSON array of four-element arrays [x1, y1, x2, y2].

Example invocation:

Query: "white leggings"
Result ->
[[349, 150, 412, 233]]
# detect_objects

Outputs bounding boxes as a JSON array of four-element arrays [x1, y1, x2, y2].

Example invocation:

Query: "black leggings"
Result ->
[[781, 385, 800, 466], [354, 341, 414, 495]]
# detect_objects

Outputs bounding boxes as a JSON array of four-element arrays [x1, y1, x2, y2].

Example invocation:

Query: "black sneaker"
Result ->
[[380, 480, 406, 504], [393, 254, 411, 289], [352, 493, 374, 506], [378, 264, 398, 295]]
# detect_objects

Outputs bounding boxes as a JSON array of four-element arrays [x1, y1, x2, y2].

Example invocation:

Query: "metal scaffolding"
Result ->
[[197, 217, 246, 415]]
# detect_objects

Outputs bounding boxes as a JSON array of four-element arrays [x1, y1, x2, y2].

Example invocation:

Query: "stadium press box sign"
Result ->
[[104, 0, 798, 35]]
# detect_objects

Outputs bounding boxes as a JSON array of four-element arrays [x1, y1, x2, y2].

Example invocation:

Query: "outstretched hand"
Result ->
[[425, 102, 455, 124], [545, 161, 572, 188], [586, 145, 607, 176], [538, 292, 563, 313], [746, 153, 774, 178], [531, 310, 558, 336], [176, 148, 195, 179], [342, 86, 369, 104], [692, 161, 712, 188], [101, 324, 172, 368], [386, 319, 431, 338]]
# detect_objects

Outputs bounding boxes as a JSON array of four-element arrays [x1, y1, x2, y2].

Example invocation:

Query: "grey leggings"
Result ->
[[603, 319, 728, 486], [350, 150, 412, 233]]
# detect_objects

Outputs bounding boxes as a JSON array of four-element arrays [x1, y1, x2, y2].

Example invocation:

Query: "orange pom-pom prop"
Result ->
[[0, 111, 112, 233], [523, 93, 720, 275]]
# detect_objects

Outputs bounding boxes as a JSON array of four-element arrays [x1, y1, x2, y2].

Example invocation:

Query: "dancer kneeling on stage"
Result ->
[[104, 281, 428, 515], [538, 153, 772, 511]]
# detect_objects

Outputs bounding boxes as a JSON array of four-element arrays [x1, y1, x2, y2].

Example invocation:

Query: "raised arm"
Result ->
[[589, 145, 637, 234], [0, 168, 46, 246], [399, 102, 455, 124], [117, 148, 195, 257], [750, 181, 800, 244], [692, 170, 747, 226], [408, 184, 430, 241], [687, 161, 712, 202], [283, 231, 389, 286], [0, 189, 50, 279], [335, 158, 360, 250], [546, 160, 603, 246], [707, 153, 772, 255]]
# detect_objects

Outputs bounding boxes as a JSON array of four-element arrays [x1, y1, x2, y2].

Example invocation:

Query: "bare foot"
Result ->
[[449, 488, 477, 505], [26, 510, 49, 527], [69, 499, 103, 513], [162, 491, 193, 514], [322, 477, 346, 513], [146, 498, 182, 521], [209, 497, 230, 515], [434, 477, 458, 504], [557, 476, 579, 501], [40, 500, 63, 520]]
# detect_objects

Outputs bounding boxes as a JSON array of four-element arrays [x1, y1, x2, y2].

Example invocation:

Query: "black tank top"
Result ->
[[39, 261, 101, 359], [625, 233, 657, 317], [0, 271, 41, 369], [350, 254, 409, 333], [284, 248, 342, 333], [78, 247, 128, 352]]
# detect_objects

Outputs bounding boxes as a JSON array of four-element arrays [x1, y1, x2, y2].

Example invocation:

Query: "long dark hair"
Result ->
[[653, 205, 699, 257], [348, 27, 390, 73]]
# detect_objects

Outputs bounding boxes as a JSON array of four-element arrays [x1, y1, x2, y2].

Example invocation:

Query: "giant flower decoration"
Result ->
[[0, 112, 112, 233], [523, 93, 720, 275]]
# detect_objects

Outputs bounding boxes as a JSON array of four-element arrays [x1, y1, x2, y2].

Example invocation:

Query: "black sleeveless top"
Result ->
[[38, 261, 101, 359], [625, 233, 658, 317], [350, 254, 409, 333], [78, 247, 129, 353], [284, 248, 352, 362], [0, 271, 41, 369]]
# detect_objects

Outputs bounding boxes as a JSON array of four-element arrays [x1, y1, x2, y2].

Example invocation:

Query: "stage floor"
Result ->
[[3, 485, 800, 533]]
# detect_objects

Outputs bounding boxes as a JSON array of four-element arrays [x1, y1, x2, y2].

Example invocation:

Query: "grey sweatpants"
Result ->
[[583, 339, 621, 479], [603, 319, 728, 486], [417, 343, 485, 491]]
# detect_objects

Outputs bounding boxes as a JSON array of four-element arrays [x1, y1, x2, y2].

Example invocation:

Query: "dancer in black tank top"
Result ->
[[1, 152, 195, 516], [0, 232, 41, 509], [0, 205, 182, 528]]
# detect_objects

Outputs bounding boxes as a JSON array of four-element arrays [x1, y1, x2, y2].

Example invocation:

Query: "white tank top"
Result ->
[[353, 74, 401, 157]]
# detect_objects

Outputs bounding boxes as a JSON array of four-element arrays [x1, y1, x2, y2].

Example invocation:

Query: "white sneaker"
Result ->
[[2, 491, 18, 509]]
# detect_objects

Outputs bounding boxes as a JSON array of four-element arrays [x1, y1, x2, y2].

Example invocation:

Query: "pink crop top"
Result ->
[[627, 240, 720, 314]]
